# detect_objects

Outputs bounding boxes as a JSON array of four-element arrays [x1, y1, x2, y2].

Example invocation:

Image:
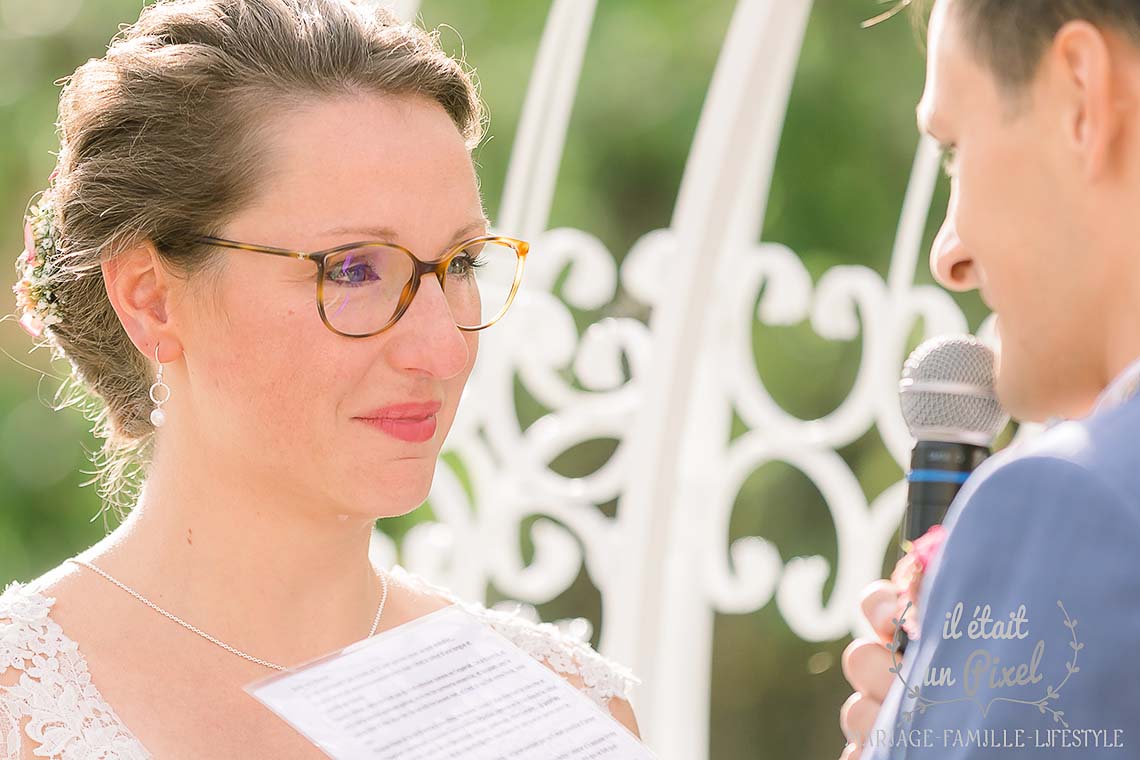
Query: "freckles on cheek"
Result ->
[[211, 306, 315, 403], [238, 340, 322, 450], [197, 274, 321, 428]]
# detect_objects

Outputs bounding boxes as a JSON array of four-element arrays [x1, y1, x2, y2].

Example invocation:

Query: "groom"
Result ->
[[840, 1, 1140, 757]]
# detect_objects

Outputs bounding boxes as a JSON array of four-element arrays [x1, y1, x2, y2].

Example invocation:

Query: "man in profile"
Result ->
[[839, 1, 1140, 757]]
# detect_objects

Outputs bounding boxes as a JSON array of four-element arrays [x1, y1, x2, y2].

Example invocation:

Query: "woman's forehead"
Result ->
[[241, 93, 482, 243]]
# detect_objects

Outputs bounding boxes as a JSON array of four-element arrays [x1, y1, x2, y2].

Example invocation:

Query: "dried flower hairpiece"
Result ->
[[13, 190, 63, 339]]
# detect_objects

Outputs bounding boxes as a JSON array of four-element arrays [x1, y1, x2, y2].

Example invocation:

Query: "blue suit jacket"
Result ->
[[864, 390, 1140, 759]]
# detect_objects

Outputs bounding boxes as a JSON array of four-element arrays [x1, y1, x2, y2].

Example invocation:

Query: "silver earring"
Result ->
[[149, 343, 171, 428]]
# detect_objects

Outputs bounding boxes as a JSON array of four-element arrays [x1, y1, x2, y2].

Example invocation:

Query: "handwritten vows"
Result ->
[[243, 603, 656, 759]]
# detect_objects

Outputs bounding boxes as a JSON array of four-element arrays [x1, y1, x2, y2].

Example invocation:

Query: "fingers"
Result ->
[[860, 580, 902, 644], [840, 690, 881, 743], [842, 638, 895, 703], [838, 580, 904, 760]]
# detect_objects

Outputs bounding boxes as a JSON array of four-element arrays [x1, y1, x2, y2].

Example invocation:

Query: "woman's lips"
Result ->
[[357, 414, 437, 443], [354, 401, 442, 443]]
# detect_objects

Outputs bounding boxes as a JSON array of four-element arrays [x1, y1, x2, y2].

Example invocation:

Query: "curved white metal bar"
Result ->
[[366, 2, 1023, 758]]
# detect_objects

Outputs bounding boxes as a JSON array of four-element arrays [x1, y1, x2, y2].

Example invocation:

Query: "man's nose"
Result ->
[[385, 273, 470, 379], [929, 214, 980, 293]]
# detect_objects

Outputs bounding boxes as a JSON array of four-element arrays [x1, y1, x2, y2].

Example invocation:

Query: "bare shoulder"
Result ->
[[4, 558, 109, 631], [0, 557, 135, 680], [14, 557, 90, 599], [0, 558, 97, 625]]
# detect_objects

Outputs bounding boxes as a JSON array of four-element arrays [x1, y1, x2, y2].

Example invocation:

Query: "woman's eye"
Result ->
[[940, 144, 959, 178], [448, 250, 486, 278], [327, 262, 378, 285]]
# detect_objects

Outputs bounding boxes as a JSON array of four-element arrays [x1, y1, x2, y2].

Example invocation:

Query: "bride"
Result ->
[[0, 0, 641, 756]]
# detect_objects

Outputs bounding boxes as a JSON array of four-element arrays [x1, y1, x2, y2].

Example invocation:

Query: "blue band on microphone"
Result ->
[[908, 469, 972, 484]]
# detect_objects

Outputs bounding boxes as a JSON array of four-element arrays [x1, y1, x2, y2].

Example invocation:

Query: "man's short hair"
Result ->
[[915, 0, 1140, 92]]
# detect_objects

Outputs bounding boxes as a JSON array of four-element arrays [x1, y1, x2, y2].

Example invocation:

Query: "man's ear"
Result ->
[[101, 242, 181, 361], [1049, 19, 1127, 179]]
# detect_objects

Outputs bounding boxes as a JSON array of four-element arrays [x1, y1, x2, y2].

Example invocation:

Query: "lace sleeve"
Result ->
[[0, 696, 21, 760], [389, 566, 642, 710], [496, 613, 642, 709], [0, 583, 28, 760], [0, 580, 152, 759]]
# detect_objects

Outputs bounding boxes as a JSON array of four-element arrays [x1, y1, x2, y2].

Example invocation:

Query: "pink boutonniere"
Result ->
[[889, 524, 947, 639]]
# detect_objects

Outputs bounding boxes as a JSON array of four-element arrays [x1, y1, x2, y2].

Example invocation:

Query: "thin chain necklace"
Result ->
[[64, 557, 388, 672]]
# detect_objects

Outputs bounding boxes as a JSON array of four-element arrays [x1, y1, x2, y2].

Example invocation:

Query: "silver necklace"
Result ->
[[65, 557, 388, 672]]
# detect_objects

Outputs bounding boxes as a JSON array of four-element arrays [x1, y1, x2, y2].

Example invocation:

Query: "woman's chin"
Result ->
[[332, 501, 425, 525], [339, 480, 434, 520]]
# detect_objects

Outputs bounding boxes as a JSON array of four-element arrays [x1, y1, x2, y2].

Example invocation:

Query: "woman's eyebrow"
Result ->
[[321, 217, 490, 243], [451, 217, 491, 241]]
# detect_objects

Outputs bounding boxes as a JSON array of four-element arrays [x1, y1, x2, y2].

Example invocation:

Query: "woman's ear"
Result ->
[[101, 242, 181, 361]]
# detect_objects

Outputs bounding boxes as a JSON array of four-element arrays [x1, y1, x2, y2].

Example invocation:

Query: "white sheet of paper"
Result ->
[[243, 603, 657, 759]]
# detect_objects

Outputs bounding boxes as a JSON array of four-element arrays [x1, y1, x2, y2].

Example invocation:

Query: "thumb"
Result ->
[[860, 579, 902, 644]]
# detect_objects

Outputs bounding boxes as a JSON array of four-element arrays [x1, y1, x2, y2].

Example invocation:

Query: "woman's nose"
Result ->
[[929, 214, 980, 293], [384, 274, 471, 379]]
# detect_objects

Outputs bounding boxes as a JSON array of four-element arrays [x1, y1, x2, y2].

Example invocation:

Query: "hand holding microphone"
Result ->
[[838, 335, 1008, 759]]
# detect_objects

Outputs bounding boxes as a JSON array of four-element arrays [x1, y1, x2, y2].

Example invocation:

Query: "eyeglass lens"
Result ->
[[320, 240, 520, 335]]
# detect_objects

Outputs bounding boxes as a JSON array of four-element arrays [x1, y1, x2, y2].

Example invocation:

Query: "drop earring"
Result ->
[[149, 343, 171, 428]]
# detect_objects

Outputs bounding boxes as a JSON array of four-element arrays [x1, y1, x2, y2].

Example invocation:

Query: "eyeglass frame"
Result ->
[[190, 233, 531, 338]]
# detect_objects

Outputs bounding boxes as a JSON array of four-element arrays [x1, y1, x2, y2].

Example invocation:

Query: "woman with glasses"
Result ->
[[0, 1, 641, 755]]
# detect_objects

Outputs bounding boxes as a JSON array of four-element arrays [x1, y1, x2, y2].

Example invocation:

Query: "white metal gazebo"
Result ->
[[365, 1, 1013, 757]]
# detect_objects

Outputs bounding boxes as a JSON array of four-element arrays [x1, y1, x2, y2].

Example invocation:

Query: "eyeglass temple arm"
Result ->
[[193, 236, 312, 261]]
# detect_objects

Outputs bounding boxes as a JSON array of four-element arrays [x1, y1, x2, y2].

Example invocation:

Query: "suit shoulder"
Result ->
[[944, 449, 1140, 547], [919, 453, 1140, 629], [986, 397, 1140, 500]]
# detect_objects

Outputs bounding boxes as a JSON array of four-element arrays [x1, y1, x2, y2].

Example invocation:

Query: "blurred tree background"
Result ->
[[0, 1, 992, 757]]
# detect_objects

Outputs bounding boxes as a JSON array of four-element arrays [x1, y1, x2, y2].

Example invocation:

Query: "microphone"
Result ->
[[895, 334, 1009, 651]]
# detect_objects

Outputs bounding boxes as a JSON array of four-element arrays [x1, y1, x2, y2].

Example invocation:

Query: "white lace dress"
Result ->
[[0, 564, 641, 759]]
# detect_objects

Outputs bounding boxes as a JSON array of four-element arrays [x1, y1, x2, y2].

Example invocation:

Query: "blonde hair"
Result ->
[[24, 0, 484, 524]]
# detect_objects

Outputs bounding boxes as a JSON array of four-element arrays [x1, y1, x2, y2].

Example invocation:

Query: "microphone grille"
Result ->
[[899, 334, 1010, 446]]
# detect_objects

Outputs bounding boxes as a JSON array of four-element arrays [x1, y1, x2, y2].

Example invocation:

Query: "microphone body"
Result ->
[[895, 441, 990, 654], [903, 440, 989, 543], [895, 334, 1009, 654]]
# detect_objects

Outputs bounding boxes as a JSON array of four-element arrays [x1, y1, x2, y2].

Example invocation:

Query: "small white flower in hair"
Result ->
[[13, 195, 64, 339]]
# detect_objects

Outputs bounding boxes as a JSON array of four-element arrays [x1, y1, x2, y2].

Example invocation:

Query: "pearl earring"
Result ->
[[149, 343, 171, 428]]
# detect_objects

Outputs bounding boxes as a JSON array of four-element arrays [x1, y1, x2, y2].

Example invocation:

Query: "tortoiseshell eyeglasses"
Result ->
[[191, 234, 530, 339]]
